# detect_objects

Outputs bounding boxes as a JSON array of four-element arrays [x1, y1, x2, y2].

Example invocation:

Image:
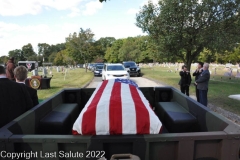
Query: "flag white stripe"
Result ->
[[137, 89, 162, 134], [95, 80, 114, 135], [121, 83, 137, 134]]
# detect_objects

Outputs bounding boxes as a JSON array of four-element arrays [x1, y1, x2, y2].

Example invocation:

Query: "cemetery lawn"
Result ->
[[142, 67, 240, 115], [35, 68, 93, 102]]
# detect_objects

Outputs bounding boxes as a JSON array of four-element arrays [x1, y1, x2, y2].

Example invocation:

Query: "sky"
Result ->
[[0, 0, 158, 57]]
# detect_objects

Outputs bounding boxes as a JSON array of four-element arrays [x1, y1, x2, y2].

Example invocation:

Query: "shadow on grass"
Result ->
[[63, 85, 80, 88], [38, 86, 61, 90]]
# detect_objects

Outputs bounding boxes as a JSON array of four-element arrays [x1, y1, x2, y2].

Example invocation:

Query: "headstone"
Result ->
[[38, 67, 42, 72], [224, 72, 231, 77], [56, 67, 59, 72], [43, 67, 48, 76], [64, 69, 68, 80], [223, 68, 233, 77], [32, 69, 38, 76], [236, 70, 240, 78]]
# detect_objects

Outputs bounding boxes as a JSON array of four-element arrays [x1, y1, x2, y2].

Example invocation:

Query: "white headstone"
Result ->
[[236, 70, 240, 78], [43, 67, 48, 76], [32, 69, 38, 76]]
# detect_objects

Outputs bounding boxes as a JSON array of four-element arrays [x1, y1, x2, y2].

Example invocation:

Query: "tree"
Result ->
[[8, 49, 25, 63], [38, 43, 51, 62], [0, 56, 8, 64], [197, 48, 216, 63], [136, 0, 240, 69], [49, 52, 57, 63], [104, 39, 123, 62], [229, 45, 240, 64], [54, 50, 67, 66], [66, 28, 95, 72], [51, 43, 66, 53], [54, 50, 73, 66], [118, 37, 140, 61], [27, 54, 39, 61], [22, 43, 36, 60], [217, 44, 240, 64], [97, 37, 116, 52]]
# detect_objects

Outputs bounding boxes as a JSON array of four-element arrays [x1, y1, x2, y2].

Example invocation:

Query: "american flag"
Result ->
[[72, 79, 162, 135]]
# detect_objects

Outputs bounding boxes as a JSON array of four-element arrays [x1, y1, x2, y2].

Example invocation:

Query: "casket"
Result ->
[[72, 79, 162, 135]]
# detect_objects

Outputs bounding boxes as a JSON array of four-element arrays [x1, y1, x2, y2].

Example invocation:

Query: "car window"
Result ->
[[107, 65, 124, 71], [123, 62, 136, 67], [96, 65, 103, 69]]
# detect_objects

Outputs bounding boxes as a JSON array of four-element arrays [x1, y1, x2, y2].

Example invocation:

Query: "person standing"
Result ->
[[0, 66, 33, 128], [6, 57, 16, 81], [195, 63, 210, 106], [14, 66, 39, 106], [192, 62, 204, 102], [179, 65, 192, 96]]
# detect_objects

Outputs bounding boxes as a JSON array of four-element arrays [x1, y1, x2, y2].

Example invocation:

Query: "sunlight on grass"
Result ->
[[142, 66, 240, 114], [33, 68, 93, 102]]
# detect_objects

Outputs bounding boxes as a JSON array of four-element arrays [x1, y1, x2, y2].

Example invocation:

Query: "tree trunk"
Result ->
[[84, 59, 88, 73], [186, 46, 204, 71], [186, 46, 203, 71], [85, 64, 87, 72], [186, 50, 193, 71]]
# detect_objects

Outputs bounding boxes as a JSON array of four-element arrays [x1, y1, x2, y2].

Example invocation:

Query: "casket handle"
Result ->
[[110, 154, 140, 160]]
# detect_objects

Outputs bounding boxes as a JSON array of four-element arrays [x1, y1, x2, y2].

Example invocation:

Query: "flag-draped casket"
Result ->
[[72, 79, 162, 135]]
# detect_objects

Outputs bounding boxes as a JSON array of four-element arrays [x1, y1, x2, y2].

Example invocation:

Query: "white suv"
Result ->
[[102, 63, 129, 81]]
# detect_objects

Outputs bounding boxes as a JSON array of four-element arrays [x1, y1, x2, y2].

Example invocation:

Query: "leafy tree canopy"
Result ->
[[66, 28, 95, 72], [0, 56, 9, 64], [136, 0, 240, 69], [22, 43, 36, 60], [8, 49, 25, 63]]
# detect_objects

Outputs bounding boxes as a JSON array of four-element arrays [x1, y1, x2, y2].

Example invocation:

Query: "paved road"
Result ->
[[87, 76, 165, 88]]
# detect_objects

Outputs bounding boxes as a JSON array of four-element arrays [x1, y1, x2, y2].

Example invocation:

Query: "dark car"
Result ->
[[123, 61, 141, 77], [0, 63, 5, 68], [93, 65, 104, 76], [91, 63, 104, 72]]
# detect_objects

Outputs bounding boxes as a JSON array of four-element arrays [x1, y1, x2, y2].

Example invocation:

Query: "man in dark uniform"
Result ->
[[192, 62, 203, 102], [179, 65, 192, 96], [0, 66, 33, 128], [14, 66, 39, 106]]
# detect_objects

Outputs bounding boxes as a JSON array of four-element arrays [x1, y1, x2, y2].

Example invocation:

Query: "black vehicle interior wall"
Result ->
[[0, 87, 229, 136], [1, 88, 239, 160]]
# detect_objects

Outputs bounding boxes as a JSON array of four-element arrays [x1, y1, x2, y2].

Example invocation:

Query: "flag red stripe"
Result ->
[[72, 130, 79, 135], [109, 82, 122, 134], [81, 80, 108, 135], [130, 85, 150, 134]]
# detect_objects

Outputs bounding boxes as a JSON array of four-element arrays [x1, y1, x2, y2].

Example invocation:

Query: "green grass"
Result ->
[[141, 66, 240, 115], [34, 68, 93, 102]]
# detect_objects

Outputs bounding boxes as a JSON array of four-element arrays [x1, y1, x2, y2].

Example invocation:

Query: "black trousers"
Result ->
[[180, 85, 189, 96], [195, 86, 200, 102]]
